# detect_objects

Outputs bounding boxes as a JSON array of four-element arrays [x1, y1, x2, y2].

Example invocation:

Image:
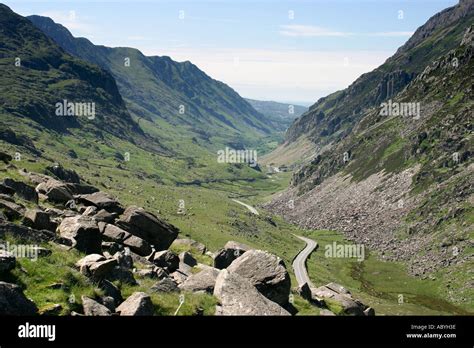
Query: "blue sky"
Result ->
[[6, 0, 458, 105]]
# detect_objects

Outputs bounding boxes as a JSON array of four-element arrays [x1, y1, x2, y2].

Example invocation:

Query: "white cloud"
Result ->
[[279, 25, 352, 37]]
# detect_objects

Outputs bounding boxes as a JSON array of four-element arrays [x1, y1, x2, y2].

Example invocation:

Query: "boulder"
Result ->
[[0, 198, 25, 220], [82, 206, 98, 216], [151, 277, 179, 293], [364, 307, 376, 316], [0, 183, 15, 195], [116, 206, 178, 250], [46, 164, 80, 183], [23, 209, 57, 231], [100, 223, 130, 242], [0, 281, 37, 315], [76, 254, 105, 268], [170, 270, 188, 285], [179, 251, 197, 267], [152, 250, 179, 273], [116, 292, 154, 316], [36, 179, 73, 203], [93, 209, 117, 223], [98, 279, 123, 305], [227, 250, 291, 306], [179, 268, 220, 293], [0, 250, 16, 272], [57, 216, 102, 254], [0, 151, 12, 164], [123, 235, 152, 256], [171, 238, 206, 254], [81, 296, 112, 316], [214, 241, 251, 269], [0, 221, 55, 243], [88, 259, 118, 280], [213, 270, 290, 316], [311, 283, 368, 316], [2, 178, 38, 203], [77, 192, 124, 214]]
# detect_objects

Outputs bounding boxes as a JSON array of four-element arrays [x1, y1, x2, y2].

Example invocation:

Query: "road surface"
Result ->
[[292, 235, 318, 287], [231, 199, 259, 215]]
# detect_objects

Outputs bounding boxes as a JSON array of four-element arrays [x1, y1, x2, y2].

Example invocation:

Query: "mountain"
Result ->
[[0, 4, 143, 143], [244, 99, 307, 131], [285, 0, 474, 149], [265, 0, 473, 307], [28, 15, 274, 152]]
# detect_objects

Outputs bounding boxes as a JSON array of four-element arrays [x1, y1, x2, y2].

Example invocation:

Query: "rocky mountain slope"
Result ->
[[0, 157, 372, 316], [28, 15, 274, 152], [265, 1, 473, 307]]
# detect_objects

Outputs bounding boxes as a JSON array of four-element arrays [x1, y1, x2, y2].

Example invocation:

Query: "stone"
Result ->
[[364, 307, 375, 316], [0, 151, 12, 164], [57, 216, 102, 254], [116, 206, 178, 250], [46, 164, 80, 183], [170, 270, 188, 285], [311, 283, 368, 316], [93, 209, 117, 223], [88, 259, 118, 279], [152, 250, 179, 273], [81, 296, 112, 316], [0, 198, 25, 220], [76, 254, 105, 268], [2, 178, 38, 203], [179, 251, 197, 267], [214, 241, 251, 269], [179, 268, 220, 293], [36, 179, 73, 203], [23, 209, 57, 231], [227, 250, 291, 306], [116, 292, 154, 316], [0, 281, 37, 315], [77, 192, 124, 214], [123, 235, 152, 256], [213, 270, 290, 316], [82, 206, 98, 216], [151, 277, 179, 293], [0, 250, 16, 272], [100, 223, 130, 242], [98, 279, 123, 305]]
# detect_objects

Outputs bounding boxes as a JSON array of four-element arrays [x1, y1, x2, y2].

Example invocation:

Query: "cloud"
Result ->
[[279, 25, 352, 37]]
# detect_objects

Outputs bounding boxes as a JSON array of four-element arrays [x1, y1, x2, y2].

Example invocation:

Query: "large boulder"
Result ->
[[2, 178, 38, 203], [214, 241, 251, 269], [0, 281, 37, 315], [23, 209, 57, 231], [81, 296, 112, 316], [0, 151, 12, 164], [123, 235, 152, 256], [0, 250, 16, 272], [36, 179, 73, 203], [311, 283, 369, 316], [57, 216, 102, 254], [152, 250, 179, 273], [179, 268, 220, 293], [77, 192, 124, 214], [116, 206, 178, 250], [116, 292, 154, 316], [214, 270, 290, 316], [151, 277, 179, 293], [227, 250, 291, 306], [46, 164, 80, 183], [76, 254, 117, 280]]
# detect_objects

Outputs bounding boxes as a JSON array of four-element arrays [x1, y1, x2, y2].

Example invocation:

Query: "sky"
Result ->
[[5, 0, 458, 105]]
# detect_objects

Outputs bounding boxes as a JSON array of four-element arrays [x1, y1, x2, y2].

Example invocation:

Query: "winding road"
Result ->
[[292, 235, 318, 287], [231, 199, 259, 215]]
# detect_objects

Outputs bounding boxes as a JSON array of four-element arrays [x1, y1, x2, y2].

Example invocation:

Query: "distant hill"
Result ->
[[28, 15, 276, 152], [245, 99, 307, 131]]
